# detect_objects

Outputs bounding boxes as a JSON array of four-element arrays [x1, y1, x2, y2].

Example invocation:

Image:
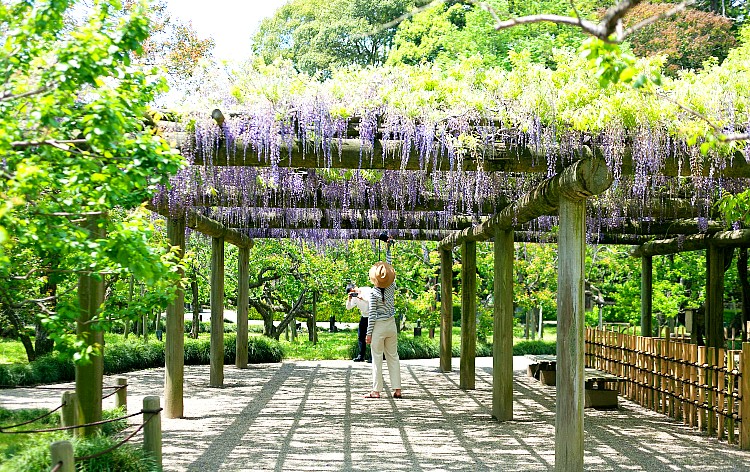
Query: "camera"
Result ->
[[349, 291, 359, 298]]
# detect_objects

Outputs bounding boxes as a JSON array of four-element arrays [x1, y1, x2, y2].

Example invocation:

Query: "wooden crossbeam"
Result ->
[[164, 128, 750, 178], [147, 203, 253, 248], [439, 158, 613, 249], [630, 229, 750, 257]]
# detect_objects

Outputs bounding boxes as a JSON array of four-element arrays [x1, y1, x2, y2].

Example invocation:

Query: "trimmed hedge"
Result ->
[[352, 335, 493, 360], [351, 336, 549, 360], [0, 335, 282, 388], [512, 340, 557, 356]]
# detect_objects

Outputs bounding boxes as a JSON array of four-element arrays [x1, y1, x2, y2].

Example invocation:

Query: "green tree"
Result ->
[[622, 2, 737, 77], [252, 0, 415, 77], [0, 0, 185, 432], [388, 0, 599, 69]]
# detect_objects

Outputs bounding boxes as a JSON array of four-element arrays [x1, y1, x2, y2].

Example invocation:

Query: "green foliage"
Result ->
[[388, 0, 595, 69], [0, 433, 158, 472], [253, 0, 415, 77], [623, 3, 737, 77], [0, 336, 282, 387], [0, 406, 137, 471], [0, 0, 186, 364], [512, 340, 557, 356]]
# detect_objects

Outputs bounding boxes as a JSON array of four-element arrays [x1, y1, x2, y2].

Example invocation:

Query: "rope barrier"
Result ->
[[0, 403, 65, 431], [101, 384, 126, 400], [74, 409, 162, 462], [50, 461, 62, 472], [0, 409, 144, 434]]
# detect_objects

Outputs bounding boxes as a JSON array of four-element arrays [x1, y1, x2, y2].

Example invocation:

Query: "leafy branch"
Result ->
[[481, 0, 696, 43]]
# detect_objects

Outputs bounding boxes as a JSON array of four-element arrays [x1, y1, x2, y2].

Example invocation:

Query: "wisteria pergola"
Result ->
[[148, 61, 750, 471]]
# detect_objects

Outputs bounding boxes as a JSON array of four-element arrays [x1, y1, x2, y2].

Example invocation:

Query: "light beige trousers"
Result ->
[[370, 317, 401, 392]]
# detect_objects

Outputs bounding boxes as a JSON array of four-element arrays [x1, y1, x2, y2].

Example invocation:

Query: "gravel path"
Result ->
[[3, 357, 750, 471]]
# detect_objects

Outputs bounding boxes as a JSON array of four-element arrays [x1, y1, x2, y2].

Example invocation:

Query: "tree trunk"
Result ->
[[76, 216, 105, 437], [739, 248, 750, 342], [4, 307, 36, 362], [35, 270, 56, 356]]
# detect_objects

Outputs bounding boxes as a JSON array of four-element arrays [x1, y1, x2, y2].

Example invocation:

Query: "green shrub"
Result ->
[[184, 320, 237, 334], [1, 433, 158, 472], [512, 340, 557, 355], [0, 407, 133, 471], [0, 336, 283, 387]]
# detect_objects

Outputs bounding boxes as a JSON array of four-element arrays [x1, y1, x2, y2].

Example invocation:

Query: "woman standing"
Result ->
[[364, 238, 402, 399]]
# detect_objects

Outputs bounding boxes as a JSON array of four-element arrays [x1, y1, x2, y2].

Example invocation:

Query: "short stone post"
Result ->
[[50, 440, 74, 472], [116, 377, 127, 412], [60, 391, 77, 437], [143, 396, 162, 469]]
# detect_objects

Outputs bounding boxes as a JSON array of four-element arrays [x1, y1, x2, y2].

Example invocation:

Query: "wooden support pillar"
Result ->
[[164, 216, 185, 418], [707, 245, 726, 349], [641, 255, 653, 337], [210, 236, 225, 387], [556, 196, 586, 472], [459, 240, 477, 390], [76, 216, 104, 437], [493, 228, 514, 421], [236, 246, 249, 368], [440, 248, 453, 372]]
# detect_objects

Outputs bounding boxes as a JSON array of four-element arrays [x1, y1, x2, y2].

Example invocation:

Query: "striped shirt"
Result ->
[[367, 248, 395, 336]]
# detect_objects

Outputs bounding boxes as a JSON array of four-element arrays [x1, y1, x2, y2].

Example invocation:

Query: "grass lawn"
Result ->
[[0, 340, 28, 365]]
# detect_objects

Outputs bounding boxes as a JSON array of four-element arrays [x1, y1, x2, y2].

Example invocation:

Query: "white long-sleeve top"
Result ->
[[367, 247, 395, 336], [345, 286, 372, 318]]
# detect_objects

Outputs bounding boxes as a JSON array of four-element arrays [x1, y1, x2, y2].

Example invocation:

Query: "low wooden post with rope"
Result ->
[[60, 392, 77, 438], [50, 440, 74, 472], [143, 396, 162, 468], [116, 377, 127, 412]]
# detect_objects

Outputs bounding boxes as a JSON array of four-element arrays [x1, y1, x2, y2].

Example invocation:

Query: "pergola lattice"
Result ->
[[151, 105, 750, 471]]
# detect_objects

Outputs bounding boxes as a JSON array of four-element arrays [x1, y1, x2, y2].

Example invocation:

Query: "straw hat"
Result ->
[[369, 261, 395, 288]]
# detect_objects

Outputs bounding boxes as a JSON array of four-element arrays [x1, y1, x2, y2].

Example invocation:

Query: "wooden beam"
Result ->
[[493, 228, 514, 421], [439, 248, 453, 373], [440, 158, 613, 249], [164, 216, 185, 418], [210, 236, 225, 387], [556, 196, 586, 472], [147, 203, 253, 248], [166, 130, 750, 178], [194, 191, 507, 215], [459, 240, 477, 390], [630, 229, 750, 257], [223, 210, 477, 231]]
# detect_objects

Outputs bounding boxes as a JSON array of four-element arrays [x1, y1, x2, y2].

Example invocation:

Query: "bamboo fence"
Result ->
[[584, 327, 750, 448]]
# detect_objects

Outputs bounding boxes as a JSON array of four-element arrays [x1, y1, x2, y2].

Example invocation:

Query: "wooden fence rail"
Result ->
[[584, 328, 750, 448]]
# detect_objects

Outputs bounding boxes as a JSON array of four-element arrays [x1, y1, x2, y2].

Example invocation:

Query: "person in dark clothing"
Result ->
[[346, 284, 372, 362]]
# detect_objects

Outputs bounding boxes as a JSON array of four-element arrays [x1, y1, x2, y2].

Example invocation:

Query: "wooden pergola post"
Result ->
[[236, 246, 249, 368], [164, 216, 185, 418], [459, 240, 477, 390], [440, 248, 453, 372], [493, 228, 514, 421], [641, 255, 653, 337], [556, 196, 586, 472], [76, 216, 105, 437], [210, 236, 225, 387], [706, 245, 725, 349]]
